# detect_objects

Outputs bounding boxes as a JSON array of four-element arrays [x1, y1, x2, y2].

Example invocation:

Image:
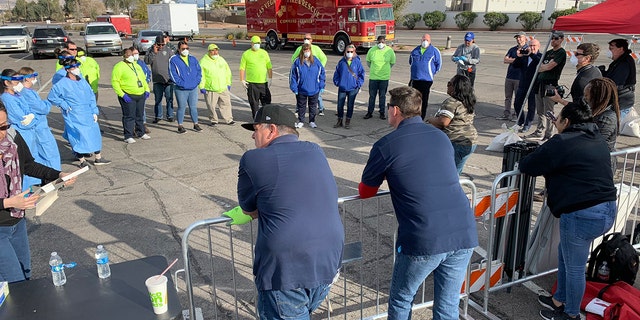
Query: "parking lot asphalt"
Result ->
[[2, 28, 638, 319]]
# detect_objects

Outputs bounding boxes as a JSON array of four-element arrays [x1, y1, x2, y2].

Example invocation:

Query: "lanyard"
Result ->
[[127, 62, 140, 82]]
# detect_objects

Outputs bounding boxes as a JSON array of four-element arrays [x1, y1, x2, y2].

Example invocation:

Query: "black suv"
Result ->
[[31, 25, 68, 59]]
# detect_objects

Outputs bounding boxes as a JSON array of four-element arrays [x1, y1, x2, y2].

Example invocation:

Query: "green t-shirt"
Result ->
[[240, 48, 272, 84], [366, 46, 396, 80], [538, 47, 566, 83]]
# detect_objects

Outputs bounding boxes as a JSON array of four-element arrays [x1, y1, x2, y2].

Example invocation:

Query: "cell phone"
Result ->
[[545, 111, 557, 122]]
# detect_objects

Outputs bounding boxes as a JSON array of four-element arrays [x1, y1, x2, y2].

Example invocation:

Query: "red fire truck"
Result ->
[[246, 0, 395, 55]]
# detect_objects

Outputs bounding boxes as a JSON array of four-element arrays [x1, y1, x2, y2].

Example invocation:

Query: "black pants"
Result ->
[[247, 83, 270, 118], [411, 80, 433, 120]]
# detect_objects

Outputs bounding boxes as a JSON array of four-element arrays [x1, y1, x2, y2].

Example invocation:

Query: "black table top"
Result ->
[[0, 255, 182, 320]]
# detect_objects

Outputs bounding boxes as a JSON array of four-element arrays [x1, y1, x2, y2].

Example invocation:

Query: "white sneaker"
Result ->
[[140, 134, 151, 140], [295, 122, 304, 128], [124, 138, 136, 144], [309, 122, 317, 128]]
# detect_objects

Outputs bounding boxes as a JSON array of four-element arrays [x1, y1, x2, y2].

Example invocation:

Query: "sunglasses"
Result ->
[[0, 124, 11, 131], [386, 103, 396, 110], [304, 38, 312, 40], [156, 43, 165, 47], [574, 52, 586, 56], [552, 37, 562, 40], [68, 48, 78, 51]]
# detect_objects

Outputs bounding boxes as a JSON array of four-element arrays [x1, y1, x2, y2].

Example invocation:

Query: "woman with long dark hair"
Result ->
[[584, 77, 620, 152], [428, 74, 478, 174]]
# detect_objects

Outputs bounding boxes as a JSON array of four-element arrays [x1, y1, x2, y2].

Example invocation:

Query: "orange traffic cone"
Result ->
[[232, 39, 236, 47]]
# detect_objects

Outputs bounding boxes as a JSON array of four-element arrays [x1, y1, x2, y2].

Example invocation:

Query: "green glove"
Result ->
[[221, 206, 253, 225]]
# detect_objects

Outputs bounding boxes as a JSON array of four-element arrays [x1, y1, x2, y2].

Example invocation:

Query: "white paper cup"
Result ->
[[145, 275, 168, 314]]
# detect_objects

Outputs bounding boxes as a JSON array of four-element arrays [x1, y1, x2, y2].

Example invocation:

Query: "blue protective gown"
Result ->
[[47, 76, 102, 154], [20, 88, 61, 171]]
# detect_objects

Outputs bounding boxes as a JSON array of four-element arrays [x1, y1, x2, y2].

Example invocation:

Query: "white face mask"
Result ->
[[346, 52, 354, 59], [211, 54, 219, 60], [13, 82, 23, 93], [181, 49, 189, 56], [421, 40, 429, 48], [606, 50, 613, 59], [30, 78, 37, 85], [252, 43, 261, 50], [125, 56, 134, 63], [133, 54, 140, 61], [80, 56, 87, 62], [304, 51, 311, 58], [569, 55, 579, 67], [303, 39, 311, 45], [70, 69, 81, 76], [377, 43, 385, 49]]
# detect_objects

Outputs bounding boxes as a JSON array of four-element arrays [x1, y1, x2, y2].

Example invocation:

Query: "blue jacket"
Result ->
[[169, 54, 202, 90], [409, 45, 442, 81], [137, 59, 152, 83], [289, 57, 325, 96], [333, 56, 365, 92]]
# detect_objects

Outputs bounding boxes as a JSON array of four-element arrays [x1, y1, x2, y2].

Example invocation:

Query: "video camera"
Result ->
[[545, 84, 567, 97]]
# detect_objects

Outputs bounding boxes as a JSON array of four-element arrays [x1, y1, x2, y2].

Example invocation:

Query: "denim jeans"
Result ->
[[318, 91, 324, 111], [452, 143, 477, 175], [174, 87, 199, 125], [0, 219, 31, 282], [258, 284, 331, 320], [337, 89, 358, 119], [153, 82, 174, 120], [388, 248, 473, 320], [119, 94, 145, 139], [368, 80, 389, 115], [620, 107, 632, 121], [554, 200, 616, 317]]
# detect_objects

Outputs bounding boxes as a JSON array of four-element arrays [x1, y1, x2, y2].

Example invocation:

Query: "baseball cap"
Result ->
[[155, 35, 164, 44], [241, 104, 297, 131], [251, 35, 261, 43], [207, 43, 219, 50], [464, 32, 475, 41], [514, 31, 526, 38], [552, 31, 564, 38]]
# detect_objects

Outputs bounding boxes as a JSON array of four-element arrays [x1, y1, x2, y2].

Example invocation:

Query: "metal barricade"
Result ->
[[179, 179, 478, 320]]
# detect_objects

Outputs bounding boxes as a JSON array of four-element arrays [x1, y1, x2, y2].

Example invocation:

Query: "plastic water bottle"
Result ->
[[598, 261, 610, 281], [49, 252, 66, 286], [95, 245, 111, 279]]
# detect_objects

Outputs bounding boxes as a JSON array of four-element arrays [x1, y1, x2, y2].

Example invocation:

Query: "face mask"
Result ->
[[181, 49, 189, 56], [303, 39, 310, 44], [126, 56, 134, 63], [30, 78, 37, 85], [569, 55, 578, 66], [211, 54, 219, 60], [252, 43, 260, 50], [304, 51, 311, 58], [421, 40, 429, 48], [606, 50, 613, 59], [80, 56, 86, 62], [377, 43, 385, 49], [133, 54, 140, 61], [346, 52, 353, 59], [13, 82, 23, 93], [70, 69, 81, 76]]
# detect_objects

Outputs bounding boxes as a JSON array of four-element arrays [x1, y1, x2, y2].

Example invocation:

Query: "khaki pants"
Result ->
[[204, 90, 233, 124]]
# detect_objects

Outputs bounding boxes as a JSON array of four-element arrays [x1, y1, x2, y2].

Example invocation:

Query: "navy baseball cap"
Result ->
[[464, 32, 475, 41]]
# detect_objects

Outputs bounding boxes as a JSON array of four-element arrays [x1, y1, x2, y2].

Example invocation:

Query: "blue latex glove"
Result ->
[[200, 88, 207, 94], [459, 56, 468, 62], [122, 94, 132, 103], [221, 206, 253, 226], [293, 91, 298, 96], [320, 88, 325, 94], [227, 85, 231, 91], [144, 91, 150, 99], [452, 57, 460, 62]]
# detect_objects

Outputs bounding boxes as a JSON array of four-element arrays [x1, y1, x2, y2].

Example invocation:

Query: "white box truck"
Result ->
[[147, 3, 199, 39]]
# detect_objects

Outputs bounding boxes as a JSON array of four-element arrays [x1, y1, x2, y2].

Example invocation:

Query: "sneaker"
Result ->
[[539, 309, 579, 320], [309, 122, 317, 128], [140, 134, 151, 140], [79, 161, 91, 169], [166, 117, 175, 122], [519, 125, 531, 133], [227, 121, 235, 125], [380, 113, 387, 120], [496, 114, 511, 120], [209, 122, 218, 126], [194, 124, 203, 132], [318, 110, 325, 116], [363, 113, 373, 119], [124, 137, 136, 144], [94, 157, 111, 166], [538, 295, 564, 312], [177, 125, 186, 134], [527, 130, 543, 138], [295, 122, 304, 129], [152, 118, 160, 124]]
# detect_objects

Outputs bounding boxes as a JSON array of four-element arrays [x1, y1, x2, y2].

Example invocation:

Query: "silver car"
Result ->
[[0, 25, 32, 53], [133, 30, 163, 54]]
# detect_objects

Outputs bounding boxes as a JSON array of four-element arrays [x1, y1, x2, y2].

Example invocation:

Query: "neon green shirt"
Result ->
[[111, 61, 150, 97], [199, 54, 232, 93], [239, 48, 272, 84], [291, 44, 327, 67], [79, 56, 100, 94], [366, 46, 396, 80]]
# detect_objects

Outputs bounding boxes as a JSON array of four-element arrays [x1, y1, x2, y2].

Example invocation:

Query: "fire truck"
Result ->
[[246, 0, 395, 55]]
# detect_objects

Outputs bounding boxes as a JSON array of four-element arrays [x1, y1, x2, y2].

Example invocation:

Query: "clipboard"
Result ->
[[31, 166, 88, 216]]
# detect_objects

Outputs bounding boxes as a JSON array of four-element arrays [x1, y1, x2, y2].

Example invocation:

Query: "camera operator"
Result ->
[[550, 43, 602, 106], [512, 39, 542, 132], [528, 31, 566, 141]]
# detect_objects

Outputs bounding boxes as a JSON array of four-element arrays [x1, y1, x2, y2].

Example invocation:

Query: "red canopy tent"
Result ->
[[553, 0, 640, 34]]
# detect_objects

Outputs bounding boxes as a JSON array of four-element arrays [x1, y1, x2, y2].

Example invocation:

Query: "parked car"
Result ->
[[132, 30, 163, 54], [82, 22, 123, 55], [0, 25, 32, 53], [31, 25, 68, 59]]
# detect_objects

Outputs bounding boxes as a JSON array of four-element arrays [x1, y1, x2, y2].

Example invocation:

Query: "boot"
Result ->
[[344, 118, 351, 129], [333, 118, 343, 128]]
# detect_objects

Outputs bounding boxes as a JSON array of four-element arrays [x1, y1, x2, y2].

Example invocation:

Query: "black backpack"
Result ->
[[586, 232, 639, 285]]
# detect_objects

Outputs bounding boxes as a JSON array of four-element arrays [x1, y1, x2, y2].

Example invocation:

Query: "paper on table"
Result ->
[[33, 166, 89, 216], [585, 297, 611, 316]]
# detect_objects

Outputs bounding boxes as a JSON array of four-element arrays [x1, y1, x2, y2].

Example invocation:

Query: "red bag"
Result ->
[[581, 281, 640, 320]]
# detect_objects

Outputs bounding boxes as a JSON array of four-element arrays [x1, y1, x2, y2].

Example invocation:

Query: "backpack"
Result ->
[[586, 232, 639, 285]]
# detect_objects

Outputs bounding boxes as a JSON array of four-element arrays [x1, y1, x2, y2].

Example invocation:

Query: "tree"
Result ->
[[12, 0, 29, 21], [391, 0, 410, 23], [132, 0, 151, 20], [212, 0, 231, 8], [210, 7, 231, 22]]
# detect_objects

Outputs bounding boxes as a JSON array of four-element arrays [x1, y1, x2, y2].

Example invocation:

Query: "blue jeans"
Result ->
[[620, 107, 632, 121], [388, 248, 473, 320], [555, 200, 616, 317], [318, 91, 324, 111], [368, 80, 389, 115], [258, 284, 331, 320], [175, 88, 199, 125], [337, 89, 358, 119], [0, 219, 31, 282], [153, 82, 174, 119], [452, 143, 477, 175]]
